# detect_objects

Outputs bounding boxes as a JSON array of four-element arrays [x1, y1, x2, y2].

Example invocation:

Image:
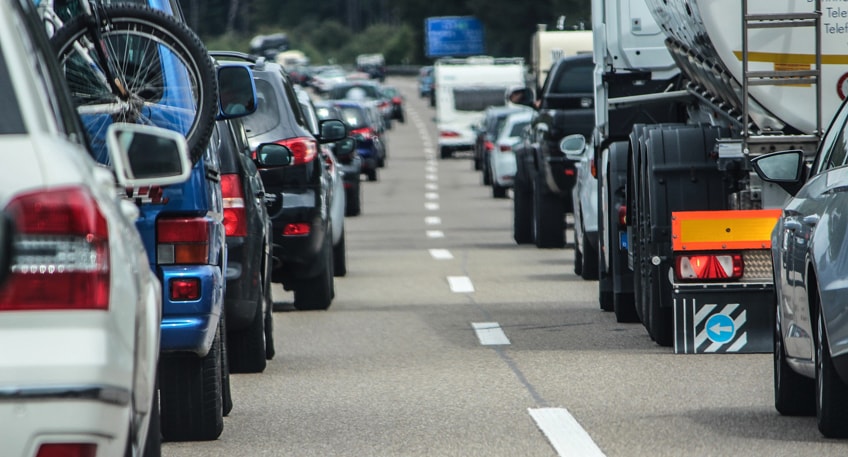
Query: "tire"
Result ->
[[533, 171, 565, 248], [293, 234, 334, 310], [579, 229, 599, 280], [774, 310, 814, 416], [264, 270, 275, 360], [141, 385, 161, 457], [219, 317, 232, 417], [51, 4, 217, 164], [366, 168, 378, 182], [333, 227, 347, 277], [483, 159, 492, 186], [346, 181, 362, 216], [492, 181, 507, 199], [816, 298, 848, 437], [440, 146, 451, 159], [513, 175, 534, 244], [159, 324, 223, 441], [227, 285, 267, 373], [598, 277, 614, 312]]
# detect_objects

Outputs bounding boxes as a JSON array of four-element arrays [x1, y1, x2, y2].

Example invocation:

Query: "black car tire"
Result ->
[[513, 177, 534, 244], [333, 227, 347, 277], [816, 300, 848, 437], [492, 181, 507, 199], [293, 234, 334, 310], [440, 146, 451, 159], [366, 168, 378, 182], [346, 182, 362, 216], [483, 159, 492, 186], [774, 309, 814, 416], [579, 229, 599, 280], [533, 172, 565, 248], [227, 287, 267, 373], [141, 382, 161, 457], [263, 271, 275, 360], [220, 316, 232, 417], [159, 323, 223, 442]]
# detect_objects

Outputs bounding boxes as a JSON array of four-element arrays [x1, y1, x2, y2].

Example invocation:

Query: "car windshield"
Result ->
[[242, 79, 281, 137]]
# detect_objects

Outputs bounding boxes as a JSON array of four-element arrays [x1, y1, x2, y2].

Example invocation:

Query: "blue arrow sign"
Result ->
[[705, 313, 735, 344]]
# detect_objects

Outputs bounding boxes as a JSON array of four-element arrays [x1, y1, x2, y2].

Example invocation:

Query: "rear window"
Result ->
[[329, 84, 382, 100], [551, 63, 593, 94], [509, 121, 529, 137], [454, 88, 505, 112], [0, 43, 26, 134], [338, 107, 368, 129], [243, 79, 281, 137]]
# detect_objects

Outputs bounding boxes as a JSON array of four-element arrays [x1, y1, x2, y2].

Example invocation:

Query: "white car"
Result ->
[[561, 134, 599, 281], [0, 1, 192, 455], [488, 110, 533, 198]]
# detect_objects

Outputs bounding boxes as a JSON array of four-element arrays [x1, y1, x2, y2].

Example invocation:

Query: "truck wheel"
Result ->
[[533, 172, 565, 248], [227, 287, 267, 373], [816, 295, 848, 437], [294, 234, 334, 310], [774, 306, 814, 416], [513, 175, 534, 244], [159, 324, 224, 441]]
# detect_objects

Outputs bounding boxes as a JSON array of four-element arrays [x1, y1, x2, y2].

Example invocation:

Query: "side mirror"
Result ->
[[0, 211, 13, 287], [560, 134, 587, 160], [318, 119, 348, 143], [217, 64, 258, 119], [507, 87, 535, 108], [333, 137, 356, 157], [255, 143, 294, 167], [751, 149, 807, 196], [106, 123, 192, 187]]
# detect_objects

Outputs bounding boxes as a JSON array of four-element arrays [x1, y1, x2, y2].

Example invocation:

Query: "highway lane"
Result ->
[[163, 77, 847, 456]]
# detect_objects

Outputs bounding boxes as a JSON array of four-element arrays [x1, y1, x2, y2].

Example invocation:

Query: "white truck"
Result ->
[[530, 26, 593, 92], [434, 56, 526, 159], [593, 0, 833, 352]]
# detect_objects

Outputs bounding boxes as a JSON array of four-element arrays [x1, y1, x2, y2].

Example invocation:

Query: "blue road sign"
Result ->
[[705, 313, 736, 344], [425, 16, 485, 58]]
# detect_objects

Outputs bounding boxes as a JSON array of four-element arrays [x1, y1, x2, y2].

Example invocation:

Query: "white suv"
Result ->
[[0, 1, 192, 455]]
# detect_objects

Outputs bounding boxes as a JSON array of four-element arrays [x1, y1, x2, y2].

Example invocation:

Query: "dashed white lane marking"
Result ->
[[426, 173, 438, 181], [425, 216, 441, 225], [472, 322, 511, 345], [528, 408, 606, 457], [447, 276, 474, 293], [426, 230, 445, 239], [429, 248, 453, 260], [425, 202, 440, 211], [425, 192, 439, 200], [425, 183, 438, 191]]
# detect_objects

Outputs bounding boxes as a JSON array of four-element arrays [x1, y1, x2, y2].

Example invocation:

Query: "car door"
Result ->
[[780, 103, 848, 360]]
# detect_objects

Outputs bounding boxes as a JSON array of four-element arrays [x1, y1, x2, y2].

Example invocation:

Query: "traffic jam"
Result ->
[[3, 0, 848, 456]]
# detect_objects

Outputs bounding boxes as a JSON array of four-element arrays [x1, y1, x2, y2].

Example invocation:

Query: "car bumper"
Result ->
[[159, 264, 223, 356]]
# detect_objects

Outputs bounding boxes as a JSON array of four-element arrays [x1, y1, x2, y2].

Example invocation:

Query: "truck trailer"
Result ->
[[593, 0, 832, 353], [530, 26, 593, 92]]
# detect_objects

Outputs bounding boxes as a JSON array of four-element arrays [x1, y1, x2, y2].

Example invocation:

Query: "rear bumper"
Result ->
[[159, 264, 223, 356]]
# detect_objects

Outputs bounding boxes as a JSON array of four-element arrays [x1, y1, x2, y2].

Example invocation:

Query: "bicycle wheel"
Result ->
[[51, 4, 217, 164]]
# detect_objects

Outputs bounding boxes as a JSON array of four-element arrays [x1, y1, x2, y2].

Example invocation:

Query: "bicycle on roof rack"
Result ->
[[36, 0, 217, 163]]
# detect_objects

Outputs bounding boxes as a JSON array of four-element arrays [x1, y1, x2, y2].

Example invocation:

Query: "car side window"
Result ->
[[279, 69, 310, 129], [815, 100, 848, 174]]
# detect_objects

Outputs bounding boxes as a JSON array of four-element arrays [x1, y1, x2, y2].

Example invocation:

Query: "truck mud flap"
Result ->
[[673, 283, 774, 354]]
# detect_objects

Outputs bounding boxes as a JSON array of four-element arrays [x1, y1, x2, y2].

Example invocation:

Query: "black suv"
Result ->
[[217, 118, 275, 372], [211, 51, 347, 311]]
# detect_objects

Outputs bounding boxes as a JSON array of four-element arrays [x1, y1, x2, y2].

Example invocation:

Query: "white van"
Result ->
[[434, 56, 526, 159]]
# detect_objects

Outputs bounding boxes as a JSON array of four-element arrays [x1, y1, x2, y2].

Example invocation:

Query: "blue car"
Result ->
[[332, 100, 386, 182]]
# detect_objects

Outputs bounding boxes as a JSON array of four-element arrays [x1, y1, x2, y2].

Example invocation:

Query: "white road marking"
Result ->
[[425, 183, 438, 191], [426, 173, 438, 181], [426, 230, 445, 238], [425, 192, 439, 200], [447, 276, 474, 293], [425, 216, 441, 225], [528, 408, 606, 457], [425, 202, 440, 211], [472, 322, 511, 345], [429, 249, 453, 260]]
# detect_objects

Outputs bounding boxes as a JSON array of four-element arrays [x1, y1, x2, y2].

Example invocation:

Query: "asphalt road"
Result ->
[[163, 77, 848, 456]]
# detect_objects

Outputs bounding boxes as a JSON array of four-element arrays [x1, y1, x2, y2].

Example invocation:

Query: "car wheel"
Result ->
[[333, 227, 347, 277], [440, 146, 451, 159], [492, 181, 507, 199], [816, 298, 848, 437], [580, 229, 599, 280], [483, 160, 492, 186], [293, 235, 334, 310], [346, 182, 362, 216], [573, 228, 583, 277], [141, 382, 160, 457], [159, 323, 223, 441], [367, 168, 378, 182], [513, 175, 533, 244], [220, 316, 232, 417], [533, 172, 565, 248], [227, 285, 267, 373], [774, 307, 814, 416], [263, 270, 275, 360]]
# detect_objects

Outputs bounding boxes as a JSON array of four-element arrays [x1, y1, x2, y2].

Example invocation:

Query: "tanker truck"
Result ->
[[593, 0, 831, 353]]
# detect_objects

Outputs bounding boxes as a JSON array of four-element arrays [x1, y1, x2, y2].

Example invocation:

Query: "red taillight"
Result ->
[[267, 137, 318, 165], [36, 443, 96, 457], [0, 187, 110, 311], [590, 158, 597, 178], [499, 144, 512, 152], [170, 278, 201, 301], [220, 174, 247, 237], [351, 127, 374, 140], [157, 218, 210, 264], [564, 169, 575, 176], [618, 205, 627, 226], [283, 223, 311, 236], [440, 130, 460, 138], [392, 96, 402, 104], [675, 253, 743, 281], [484, 141, 494, 151]]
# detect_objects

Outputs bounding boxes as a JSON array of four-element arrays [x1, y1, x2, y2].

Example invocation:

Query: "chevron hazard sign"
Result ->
[[673, 285, 773, 354]]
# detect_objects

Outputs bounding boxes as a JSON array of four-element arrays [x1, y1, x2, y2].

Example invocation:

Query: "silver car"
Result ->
[[561, 134, 599, 281]]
